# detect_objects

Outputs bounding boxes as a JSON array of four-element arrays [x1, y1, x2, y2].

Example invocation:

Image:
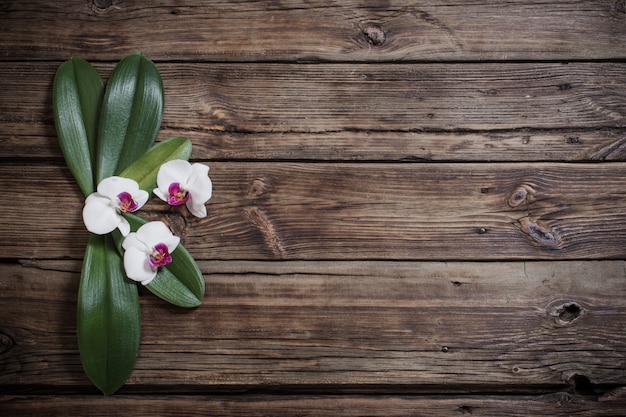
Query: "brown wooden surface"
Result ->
[[1, 1, 626, 415], [3, 163, 626, 260], [3, 62, 626, 160], [2, 1, 626, 62], [2, 260, 626, 390], [3, 391, 626, 417]]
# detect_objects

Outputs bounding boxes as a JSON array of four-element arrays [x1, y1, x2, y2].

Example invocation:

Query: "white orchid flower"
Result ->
[[154, 159, 212, 218], [122, 221, 180, 285], [83, 176, 149, 236]]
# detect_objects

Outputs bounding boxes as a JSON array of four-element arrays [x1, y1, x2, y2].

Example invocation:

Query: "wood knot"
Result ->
[[566, 136, 581, 144], [92, 0, 112, 10], [246, 178, 273, 198], [456, 405, 474, 415], [91, 0, 119, 14], [507, 184, 534, 207], [519, 218, 561, 249], [551, 301, 585, 326], [0, 332, 15, 355], [363, 24, 386, 46], [569, 374, 596, 396]]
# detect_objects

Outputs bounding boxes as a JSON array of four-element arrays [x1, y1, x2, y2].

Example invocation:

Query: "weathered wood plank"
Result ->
[[2, 163, 626, 260], [3, 390, 626, 417], [2, 62, 625, 161], [4, 61, 626, 135], [1, 260, 624, 392], [1, 1, 625, 62]]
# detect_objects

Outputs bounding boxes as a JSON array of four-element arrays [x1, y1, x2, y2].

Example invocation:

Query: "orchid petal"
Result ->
[[122, 232, 144, 251], [132, 189, 150, 209], [97, 176, 140, 199], [136, 221, 180, 253], [123, 246, 157, 284], [186, 200, 208, 218], [117, 217, 131, 237], [155, 160, 192, 195], [83, 194, 122, 235], [188, 163, 212, 203], [153, 188, 169, 203]]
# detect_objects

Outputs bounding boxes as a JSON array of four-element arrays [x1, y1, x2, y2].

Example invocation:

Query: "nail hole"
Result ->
[[441, 346, 449, 353]]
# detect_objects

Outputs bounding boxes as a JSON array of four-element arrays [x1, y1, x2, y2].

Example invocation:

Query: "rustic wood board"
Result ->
[[3, 390, 626, 417], [1, 1, 625, 61], [2, 163, 626, 260], [2, 62, 626, 161], [2, 260, 625, 393]]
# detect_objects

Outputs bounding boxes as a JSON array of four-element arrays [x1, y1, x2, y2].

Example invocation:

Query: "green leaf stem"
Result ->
[[77, 234, 141, 395], [52, 58, 103, 196], [124, 213, 205, 307], [96, 52, 164, 182], [119, 137, 192, 193]]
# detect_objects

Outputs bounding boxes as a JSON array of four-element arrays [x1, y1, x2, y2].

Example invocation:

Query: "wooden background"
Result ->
[[1, 1, 626, 415]]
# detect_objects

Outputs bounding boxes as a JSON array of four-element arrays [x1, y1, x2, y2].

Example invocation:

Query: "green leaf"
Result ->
[[77, 234, 141, 395], [118, 137, 192, 193], [96, 52, 164, 182], [124, 213, 205, 307], [53, 58, 104, 196], [147, 243, 204, 308]]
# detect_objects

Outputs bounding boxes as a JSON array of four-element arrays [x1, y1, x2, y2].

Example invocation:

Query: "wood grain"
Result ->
[[156, 63, 626, 132], [2, 62, 626, 161], [2, 162, 626, 260], [1, 1, 625, 62], [1, 260, 625, 393], [3, 391, 626, 417]]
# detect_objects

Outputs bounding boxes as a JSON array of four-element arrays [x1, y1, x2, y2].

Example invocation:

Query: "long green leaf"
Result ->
[[123, 213, 205, 307], [77, 234, 141, 395], [96, 52, 164, 182], [118, 137, 192, 192], [53, 58, 103, 196]]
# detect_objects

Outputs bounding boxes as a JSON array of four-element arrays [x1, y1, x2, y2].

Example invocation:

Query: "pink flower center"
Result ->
[[149, 243, 172, 268], [117, 192, 139, 213], [167, 182, 190, 206]]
